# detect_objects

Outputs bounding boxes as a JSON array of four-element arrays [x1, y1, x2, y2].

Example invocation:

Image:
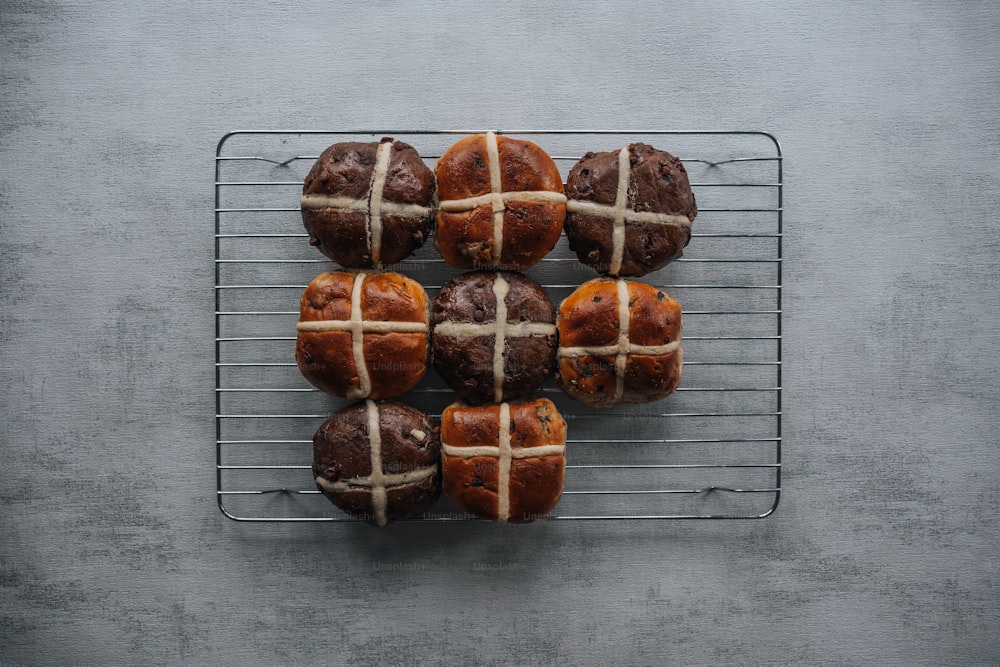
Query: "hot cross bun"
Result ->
[[557, 277, 683, 406], [300, 138, 435, 268], [295, 270, 429, 399], [441, 398, 567, 523], [434, 132, 565, 270], [430, 271, 557, 404], [313, 400, 441, 526], [564, 143, 696, 277]]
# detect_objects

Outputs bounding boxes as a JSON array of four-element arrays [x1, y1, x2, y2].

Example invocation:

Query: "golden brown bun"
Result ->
[[557, 277, 682, 406], [295, 271, 429, 399], [441, 398, 567, 523], [434, 133, 565, 270]]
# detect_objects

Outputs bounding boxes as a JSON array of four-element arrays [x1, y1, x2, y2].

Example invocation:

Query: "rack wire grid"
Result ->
[[215, 130, 782, 522]]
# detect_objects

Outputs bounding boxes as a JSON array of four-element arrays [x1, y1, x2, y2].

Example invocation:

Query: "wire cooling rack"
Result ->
[[215, 130, 782, 521]]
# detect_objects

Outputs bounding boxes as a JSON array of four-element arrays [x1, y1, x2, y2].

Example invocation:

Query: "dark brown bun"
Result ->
[[557, 277, 682, 406], [313, 400, 441, 526], [434, 132, 565, 270], [441, 398, 566, 523], [430, 271, 557, 404], [295, 270, 428, 400], [564, 143, 696, 277], [301, 138, 435, 268]]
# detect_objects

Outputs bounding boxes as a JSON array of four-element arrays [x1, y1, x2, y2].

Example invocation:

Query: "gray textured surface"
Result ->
[[2, 2, 998, 665]]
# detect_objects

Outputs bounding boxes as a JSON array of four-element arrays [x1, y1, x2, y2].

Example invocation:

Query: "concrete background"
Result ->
[[2, 1, 998, 664]]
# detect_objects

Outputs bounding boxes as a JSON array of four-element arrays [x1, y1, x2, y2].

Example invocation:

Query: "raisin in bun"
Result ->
[[565, 143, 696, 276], [431, 271, 557, 404], [441, 398, 566, 523], [295, 270, 428, 400], [557, 277, 682, 406], [435, 132, 565, 270], [313, 400, 441, 526], [300, 138, 435, 268]]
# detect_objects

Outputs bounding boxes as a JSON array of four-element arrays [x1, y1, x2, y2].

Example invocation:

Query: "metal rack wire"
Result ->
[[215, 130, 782, 521]]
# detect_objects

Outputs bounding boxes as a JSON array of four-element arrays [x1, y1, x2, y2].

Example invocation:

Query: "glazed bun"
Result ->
[[295, 270, 429, 400], [441, 398, 566, 523], [557, 277, 682, 406], [434, 132, 565, 270]]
